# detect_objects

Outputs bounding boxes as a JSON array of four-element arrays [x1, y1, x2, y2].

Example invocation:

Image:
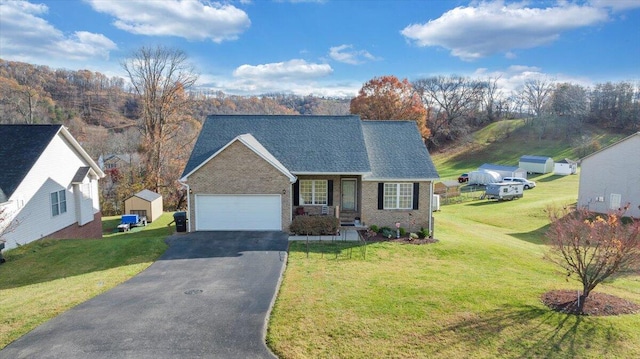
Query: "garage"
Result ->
[[195, 194, 282, 231]]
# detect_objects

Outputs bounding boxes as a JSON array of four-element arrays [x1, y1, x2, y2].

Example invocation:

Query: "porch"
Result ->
[[292, 175, 362, 226]]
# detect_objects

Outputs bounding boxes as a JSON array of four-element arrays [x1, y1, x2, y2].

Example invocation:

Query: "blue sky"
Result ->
[[1, 0, 639, 97]]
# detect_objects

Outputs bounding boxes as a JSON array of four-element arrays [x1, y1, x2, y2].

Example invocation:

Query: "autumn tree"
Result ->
[[412, 75, 485, 148], [121, 46, 199, 193], [350, 75, 429, 138], [546, 206, 640, 314]]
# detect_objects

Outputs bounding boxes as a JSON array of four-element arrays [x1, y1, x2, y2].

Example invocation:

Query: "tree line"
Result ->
[[350, 75, 640, 150]]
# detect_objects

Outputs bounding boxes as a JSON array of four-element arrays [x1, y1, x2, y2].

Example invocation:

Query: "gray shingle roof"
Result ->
[[71, 167, 91, 184], [182, 115, 439, 181], [133, 189, 162, 202], [520, 155, 552, 164], [182, 115, 371, 177], [479, 163, 523, 172], [361, 121, 439, 180], [0, 124, 61, 201]]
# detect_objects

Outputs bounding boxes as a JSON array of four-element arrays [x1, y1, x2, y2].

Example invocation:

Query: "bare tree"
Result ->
[[517, 78, 554, 121], [121, 46, 199, 192], [546, 206, 640, 314], [412, 75, 484, 148]]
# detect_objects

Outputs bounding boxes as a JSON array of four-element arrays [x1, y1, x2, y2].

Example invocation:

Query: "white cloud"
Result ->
[[590, 0, 640, 12], [192, 59, 355, 96], [233, 59, 333, 79], [0, 1, 117, 64], [328, 44, 378, 65], [471, 65, 593, 94], [401, 1, 609, 61], [86, 0, 250, 42]]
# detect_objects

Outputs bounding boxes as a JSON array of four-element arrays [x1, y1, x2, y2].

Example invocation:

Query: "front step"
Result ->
[[340, 212, 361, 226]]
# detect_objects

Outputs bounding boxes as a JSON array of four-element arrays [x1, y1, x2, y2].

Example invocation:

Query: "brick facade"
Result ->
[[45, 212, 103, 240], [360, 181, 432, 233], [187, 141, 292, 231]]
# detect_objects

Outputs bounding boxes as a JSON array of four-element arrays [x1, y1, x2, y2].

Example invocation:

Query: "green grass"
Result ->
[[0, 213, 172, 348], [267, 173, 640, 358], [432, 120, 628, 179]]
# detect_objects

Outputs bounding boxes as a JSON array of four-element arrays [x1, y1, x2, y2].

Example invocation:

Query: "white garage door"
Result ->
[[195, 194, 282, 231]]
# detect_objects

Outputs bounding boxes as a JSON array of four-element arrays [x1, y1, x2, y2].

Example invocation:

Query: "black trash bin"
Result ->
[[173, 211, 187, 232]]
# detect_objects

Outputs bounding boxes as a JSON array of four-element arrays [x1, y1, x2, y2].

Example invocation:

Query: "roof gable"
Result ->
[[0, 124, 61, 201], [133, 189, 162, 202], [361, 121, 439, 180], [0, 124, 105, 202], [183, 133, 296, 182], [182, 115, 371, 178], [580, 132, 640, 162]]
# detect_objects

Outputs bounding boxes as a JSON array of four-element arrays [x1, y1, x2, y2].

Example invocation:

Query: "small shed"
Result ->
[[478, 163, 527, 179], [434, 180, 461, 202], [519, 155, 554, 174], [124, 189, 163, 222], [554, 158, 577, 175]]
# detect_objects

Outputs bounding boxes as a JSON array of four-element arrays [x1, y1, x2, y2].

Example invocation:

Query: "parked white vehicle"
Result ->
[[503, 177, 536, 189]]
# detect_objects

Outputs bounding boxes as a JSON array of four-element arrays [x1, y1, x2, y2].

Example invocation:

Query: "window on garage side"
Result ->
[[51, 189, 67, 217], [299, 179, 328, 205], [383, 183, 413, 209]]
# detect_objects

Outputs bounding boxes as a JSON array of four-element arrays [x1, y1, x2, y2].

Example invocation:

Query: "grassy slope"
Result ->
[[268, 125, 640, 359], [0, 213, 172, 348], [433, 120, 627, 179]]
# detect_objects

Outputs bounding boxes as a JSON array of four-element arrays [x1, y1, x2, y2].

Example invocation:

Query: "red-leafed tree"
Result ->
[[350, 75, 430, 138], [546, 205, 640, 314]]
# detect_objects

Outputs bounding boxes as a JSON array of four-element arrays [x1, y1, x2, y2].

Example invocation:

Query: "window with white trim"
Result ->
[[299, 180, 328, 205], [384, 183, 413, 209], [51, 190, 67, 217]]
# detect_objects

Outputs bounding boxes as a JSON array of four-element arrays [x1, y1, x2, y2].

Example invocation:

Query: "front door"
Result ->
[[341, 179, 357, 211]]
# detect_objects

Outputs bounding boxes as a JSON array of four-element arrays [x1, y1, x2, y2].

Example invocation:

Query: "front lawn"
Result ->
[[0, 213, 172, 349], [267, 173, 640, 358]]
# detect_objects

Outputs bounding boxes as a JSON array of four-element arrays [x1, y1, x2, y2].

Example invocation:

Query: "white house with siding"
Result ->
[[0, 125, 105, 250], [578, 132, 640, 218]]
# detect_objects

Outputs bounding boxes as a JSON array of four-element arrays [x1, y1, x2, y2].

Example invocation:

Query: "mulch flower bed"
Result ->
[[541, 290, 640, 316], [358, 231, 439, 245]]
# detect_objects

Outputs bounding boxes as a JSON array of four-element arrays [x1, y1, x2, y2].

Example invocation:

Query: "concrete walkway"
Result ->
[[0, 231, 289, 359]]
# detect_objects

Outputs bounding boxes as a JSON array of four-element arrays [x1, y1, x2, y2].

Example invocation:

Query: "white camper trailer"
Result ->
[[484, 182, 524, 201]]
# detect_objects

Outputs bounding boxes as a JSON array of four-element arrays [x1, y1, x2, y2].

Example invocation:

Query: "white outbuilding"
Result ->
[[554, 158, 577, 175], [519, 155, 554, 174]]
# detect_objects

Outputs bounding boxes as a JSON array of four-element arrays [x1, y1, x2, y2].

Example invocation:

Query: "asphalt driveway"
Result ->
[[0, 231, 289, 359]]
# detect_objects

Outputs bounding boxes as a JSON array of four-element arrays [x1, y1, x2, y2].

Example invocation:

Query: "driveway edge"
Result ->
[[263, 243, 289, 358]]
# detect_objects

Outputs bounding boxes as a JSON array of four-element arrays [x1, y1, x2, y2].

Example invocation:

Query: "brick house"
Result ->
[[0, 125, 105, 250], [179, 115, 440, 233]]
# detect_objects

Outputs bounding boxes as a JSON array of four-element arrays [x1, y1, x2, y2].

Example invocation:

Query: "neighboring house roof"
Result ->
[[361, 120, 439, 180], [478, 163, 523, 172], [130, 189, 163, 202], [580, 132, 640, 162], [520, 155, 552, 163], [71, 167, 91, 184], [182, 115, 439, 181], [0, 124, 105, 202], [556, 158, 577, 164]]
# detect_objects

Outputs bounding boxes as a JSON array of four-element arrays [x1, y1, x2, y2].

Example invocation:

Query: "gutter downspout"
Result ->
[[178, 179, 191, 232], [429, 181, 435, 238]]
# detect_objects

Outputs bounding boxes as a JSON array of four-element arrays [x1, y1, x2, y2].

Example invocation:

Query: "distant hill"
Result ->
[[432, 119, 631, 179]]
